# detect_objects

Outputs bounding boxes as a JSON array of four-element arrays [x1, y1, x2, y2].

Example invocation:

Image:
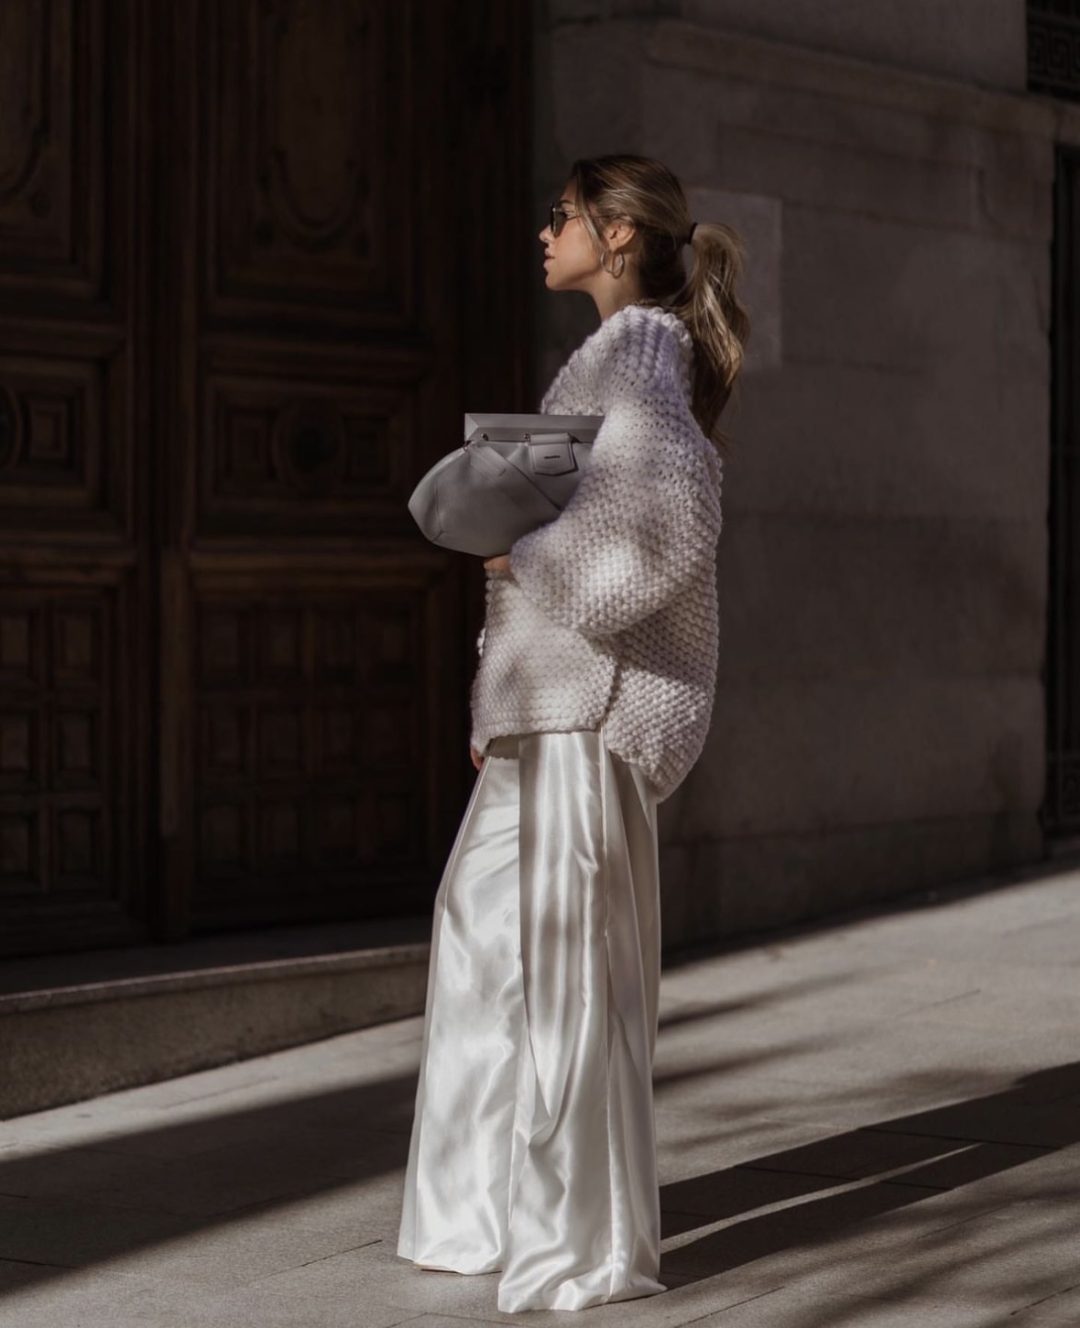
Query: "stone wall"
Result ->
[[529, 1, 1077, 946], [544, 0, 1026, 89]]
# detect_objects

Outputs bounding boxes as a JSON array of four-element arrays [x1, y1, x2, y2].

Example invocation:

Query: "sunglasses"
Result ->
[[549, 203, 579, 237]]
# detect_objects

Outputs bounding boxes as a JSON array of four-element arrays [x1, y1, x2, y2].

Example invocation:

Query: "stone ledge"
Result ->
[[0, 918, 433, 1119], [0, 940, 430, 1016]]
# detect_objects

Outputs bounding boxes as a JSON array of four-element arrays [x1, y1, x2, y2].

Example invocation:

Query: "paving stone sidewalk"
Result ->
[[1, 860, 1079, 1328]]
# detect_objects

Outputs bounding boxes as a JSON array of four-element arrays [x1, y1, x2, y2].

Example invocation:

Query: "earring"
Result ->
[[601, 248, 625, 278]]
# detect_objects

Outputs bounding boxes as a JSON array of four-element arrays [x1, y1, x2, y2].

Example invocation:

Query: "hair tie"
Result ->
[[685, 221, 698, 245]]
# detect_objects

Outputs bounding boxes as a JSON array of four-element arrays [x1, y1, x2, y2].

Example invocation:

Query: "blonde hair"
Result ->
[[566, 154, 750, 456]]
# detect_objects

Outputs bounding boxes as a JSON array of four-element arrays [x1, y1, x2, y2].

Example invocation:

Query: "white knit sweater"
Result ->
[[469, 301, 724, 803]]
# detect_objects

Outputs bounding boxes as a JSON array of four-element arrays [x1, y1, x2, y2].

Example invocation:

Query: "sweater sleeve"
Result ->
[[507, 318, 723, 638]]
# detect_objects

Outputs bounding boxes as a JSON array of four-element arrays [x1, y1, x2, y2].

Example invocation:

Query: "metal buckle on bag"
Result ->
[[465, 425, 581, 476], [527, 432, 579, 477]]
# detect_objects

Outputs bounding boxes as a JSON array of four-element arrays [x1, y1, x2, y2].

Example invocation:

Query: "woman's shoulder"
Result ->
[[613, 300, 693, 353], [540, 302, 693, 413], [581, 301, 690, 364], [586, 303, 694, 406]]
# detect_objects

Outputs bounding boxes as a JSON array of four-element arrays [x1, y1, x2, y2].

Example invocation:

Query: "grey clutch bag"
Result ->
[[407, 412, 604, 557]]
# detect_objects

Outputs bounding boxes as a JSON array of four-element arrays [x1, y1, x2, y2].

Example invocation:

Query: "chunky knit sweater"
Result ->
[[469, 300, 724, 803]]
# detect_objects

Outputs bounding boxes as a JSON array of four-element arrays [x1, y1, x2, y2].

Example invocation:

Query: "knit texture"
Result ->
[[469, 301, 724, 803]]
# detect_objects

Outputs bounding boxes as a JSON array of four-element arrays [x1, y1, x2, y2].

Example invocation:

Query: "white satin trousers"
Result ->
[[396, 726, 667, 1313]]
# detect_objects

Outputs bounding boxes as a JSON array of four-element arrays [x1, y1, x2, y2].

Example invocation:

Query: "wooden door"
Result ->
[[0, 0, 152, 957], [0, 0, 533, 956]]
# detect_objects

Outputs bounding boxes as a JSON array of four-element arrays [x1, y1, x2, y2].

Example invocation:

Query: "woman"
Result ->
[[397, 154, 750, 1313]]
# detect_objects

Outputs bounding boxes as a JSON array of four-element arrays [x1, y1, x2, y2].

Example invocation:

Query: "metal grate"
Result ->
[[1028, 0, 1080, 100]]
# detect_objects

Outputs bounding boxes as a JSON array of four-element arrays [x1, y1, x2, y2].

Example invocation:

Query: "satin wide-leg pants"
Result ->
[[396, 726, 667, 1313]]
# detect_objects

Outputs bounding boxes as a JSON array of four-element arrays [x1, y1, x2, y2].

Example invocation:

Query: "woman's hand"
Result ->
[[474, 557, 509, 767]]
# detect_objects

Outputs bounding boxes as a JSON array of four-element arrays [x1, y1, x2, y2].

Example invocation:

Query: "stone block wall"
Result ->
[[529, 2, 1072, 945]]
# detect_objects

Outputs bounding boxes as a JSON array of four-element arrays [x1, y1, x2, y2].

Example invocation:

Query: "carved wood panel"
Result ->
[[0, 0, 106, 300], [0, 584, 126, 906], [209, 2, 413, 323], [198, 340, 424, 535], [189, 575, 442, 925], [0, 343, 130, 533], [160, 0, 532, 935], [0, 0, 149, 957]]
